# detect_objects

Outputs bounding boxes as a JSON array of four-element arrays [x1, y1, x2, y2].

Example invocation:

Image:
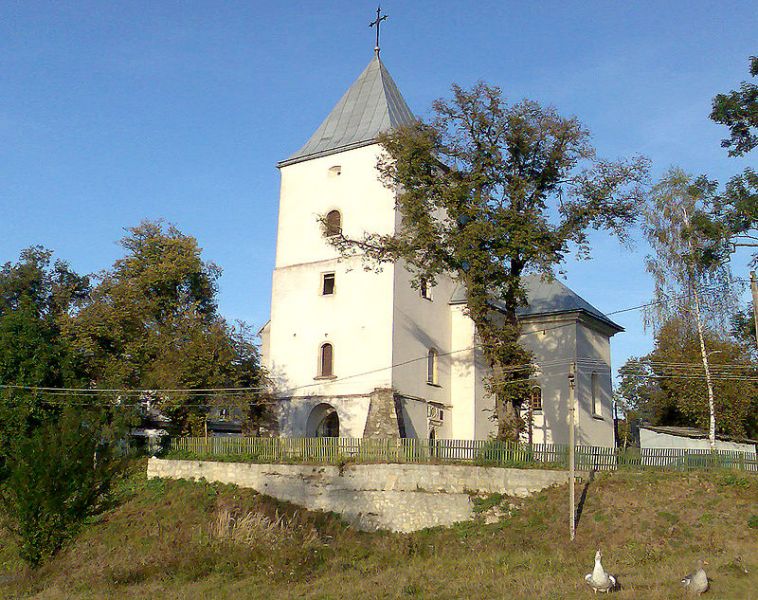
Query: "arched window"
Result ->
[[324, 210, 341, 237], [319, 343, 334, 377], [426, 348, 438, 385], [420, 278, 432, 300], [530, 386, 542, 412], [591, 372, 601, 416]]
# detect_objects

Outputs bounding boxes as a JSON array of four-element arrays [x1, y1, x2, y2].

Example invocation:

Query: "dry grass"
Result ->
[[209, 503, 320, 549], [0, 467, 756, 599]]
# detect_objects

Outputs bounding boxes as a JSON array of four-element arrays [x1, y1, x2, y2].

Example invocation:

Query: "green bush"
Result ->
[[0, 408, 125, 567]]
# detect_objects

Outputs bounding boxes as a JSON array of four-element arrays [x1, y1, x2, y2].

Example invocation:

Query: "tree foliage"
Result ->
[[0, 222, 270, 441], [710, 56, 758, 157], [618, 319, 758, 440], [644, 168, 739, 329], [731, 302, 757, 354], [690, 168, 758, 268], [0, 246, 89, 388], [327, 82, 649, 440], [0, 407, 125, 567], [0, 248, 89, 465], [63, 221, 270, 433], [687, 55, 758, 269]]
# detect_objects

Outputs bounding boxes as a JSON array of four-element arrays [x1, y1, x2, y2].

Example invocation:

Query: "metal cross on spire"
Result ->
[[369, 6, 388, 56]]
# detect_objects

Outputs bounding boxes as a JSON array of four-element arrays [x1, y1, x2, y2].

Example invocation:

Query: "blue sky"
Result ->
[[1, 1, 756, 374]]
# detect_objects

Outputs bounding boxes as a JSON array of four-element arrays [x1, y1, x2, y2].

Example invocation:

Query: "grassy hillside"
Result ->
[[1, 463, 756, 599]]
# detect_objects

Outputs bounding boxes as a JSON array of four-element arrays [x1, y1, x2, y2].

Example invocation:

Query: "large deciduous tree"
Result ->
[[328, 83, 649, 440], [63, 221, 270, 434]]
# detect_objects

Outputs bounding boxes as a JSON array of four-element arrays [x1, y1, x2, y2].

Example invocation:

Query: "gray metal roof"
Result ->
[[641, 425, 757, 445], [278, 55, 415, 167], [449, 274, 623, 332]]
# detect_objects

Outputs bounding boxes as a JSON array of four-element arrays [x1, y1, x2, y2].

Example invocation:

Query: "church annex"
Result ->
[[260, 54, 622, 447]]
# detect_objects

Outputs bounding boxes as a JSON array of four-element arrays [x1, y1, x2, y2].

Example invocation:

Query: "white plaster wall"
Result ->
[[259, 321, 270, 369], [268, 259, 394, 396], [640, 429, 757, 454], [267, 145, 399, 436], [574, 319, 616, 447], [277, 396, 372, 438], [397, 396, 430, 439], [449, 305, 477, 439], [274, 145, 395, 269], [390, 262, 456, 437]]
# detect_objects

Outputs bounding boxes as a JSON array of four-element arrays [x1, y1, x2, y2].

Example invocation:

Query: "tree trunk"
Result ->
[[681, 206, 717, 452], [692, 284, 717, 451]]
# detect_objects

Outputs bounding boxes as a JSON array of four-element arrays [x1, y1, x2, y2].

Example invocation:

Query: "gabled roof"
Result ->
[[449, 274, 623, 333], [278, 55, 415, 168]]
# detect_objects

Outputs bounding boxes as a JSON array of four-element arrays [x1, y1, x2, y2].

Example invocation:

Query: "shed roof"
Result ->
[[278, 55, 414, 167], [640, 425, 757, 445], [449, 274, 623, 333]]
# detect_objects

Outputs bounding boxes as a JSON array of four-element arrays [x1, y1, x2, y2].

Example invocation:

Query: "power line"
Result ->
[[1, 281, 754, 402]]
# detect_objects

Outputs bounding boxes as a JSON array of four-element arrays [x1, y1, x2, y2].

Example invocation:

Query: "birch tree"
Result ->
[[644, 168, 739, 450]]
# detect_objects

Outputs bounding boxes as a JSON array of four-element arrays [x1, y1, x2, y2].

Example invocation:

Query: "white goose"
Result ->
[[681, 559, 709, 595], [585, 549, 617, 594]]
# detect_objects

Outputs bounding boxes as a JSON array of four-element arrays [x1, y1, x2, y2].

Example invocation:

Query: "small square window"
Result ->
[[322, 272, 335, 295]]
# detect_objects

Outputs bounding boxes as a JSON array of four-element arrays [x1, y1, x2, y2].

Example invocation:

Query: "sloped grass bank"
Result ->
[[1, 467, 756, 599]]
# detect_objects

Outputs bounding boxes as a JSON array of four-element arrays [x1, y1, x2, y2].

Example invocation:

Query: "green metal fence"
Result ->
[[167, 437, 758, 473]]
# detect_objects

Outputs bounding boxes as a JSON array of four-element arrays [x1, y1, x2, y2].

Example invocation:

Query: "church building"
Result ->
[[260, 53, 622, 447]]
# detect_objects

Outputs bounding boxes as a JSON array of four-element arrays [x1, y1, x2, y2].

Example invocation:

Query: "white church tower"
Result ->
[[261, 53, 454, 439], [261, 52, 622, 447]]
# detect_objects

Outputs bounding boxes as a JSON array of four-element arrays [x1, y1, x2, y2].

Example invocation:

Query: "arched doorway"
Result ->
[[306, 403, 340, 437]]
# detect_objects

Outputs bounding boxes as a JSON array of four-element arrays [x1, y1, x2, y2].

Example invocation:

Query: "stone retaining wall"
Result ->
[[147, 458, 568, 532]]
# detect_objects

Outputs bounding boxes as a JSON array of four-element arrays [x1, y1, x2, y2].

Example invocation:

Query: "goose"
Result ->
[[681, 559, 709, 595], [585, 549, 617, 593]]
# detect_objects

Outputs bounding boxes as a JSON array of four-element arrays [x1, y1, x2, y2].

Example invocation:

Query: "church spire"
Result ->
[[278, 54, 414, 167]]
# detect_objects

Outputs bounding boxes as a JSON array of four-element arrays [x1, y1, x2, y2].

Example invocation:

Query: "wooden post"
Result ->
[[751, 271, 758, 347], [568, 361, 576, 541]]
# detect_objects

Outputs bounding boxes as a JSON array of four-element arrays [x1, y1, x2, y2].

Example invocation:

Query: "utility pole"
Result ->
[[751, 271, 758, 347], [568, 362, 576, 542]]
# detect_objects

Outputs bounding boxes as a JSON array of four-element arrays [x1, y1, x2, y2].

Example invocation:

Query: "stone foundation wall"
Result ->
[[147, 459, 568, 532]]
